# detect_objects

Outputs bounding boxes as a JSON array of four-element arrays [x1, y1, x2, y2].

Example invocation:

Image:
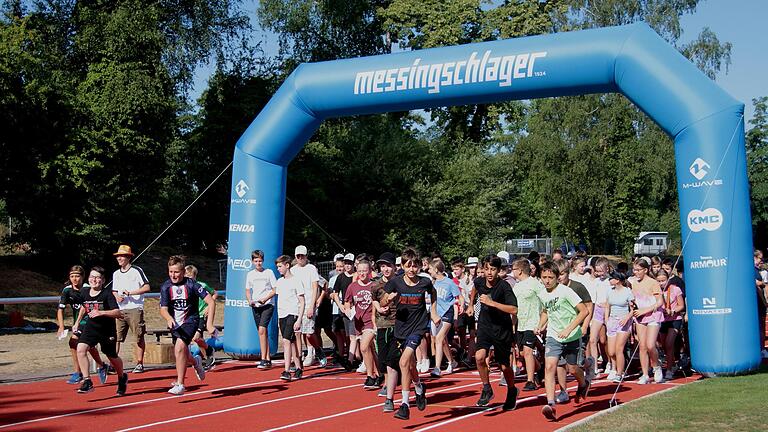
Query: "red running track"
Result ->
[[0, 361, 699, 432]]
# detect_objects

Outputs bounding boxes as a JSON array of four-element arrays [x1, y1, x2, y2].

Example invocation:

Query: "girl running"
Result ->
[[604, 271, 633, 382], [428, 259, 461, 377], [629, 258, 664, 384], [588, 258, 611, 376], [657, 269, 685, 379]]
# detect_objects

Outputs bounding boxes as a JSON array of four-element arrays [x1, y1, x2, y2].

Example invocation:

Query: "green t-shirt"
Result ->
[[197, 281, 216, 315], [537, 283, 583, 343], [513, 277, 544, 332]]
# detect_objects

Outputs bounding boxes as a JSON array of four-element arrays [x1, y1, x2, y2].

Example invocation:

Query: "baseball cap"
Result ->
[[333, 253, 344, 261], [499, 257, 509, 267], [343, 253, 355, 262], [294, 245, 308, 256], [497, 251, 510, 261], [376, 252, 396, 266], [466, 257, 479, 267]]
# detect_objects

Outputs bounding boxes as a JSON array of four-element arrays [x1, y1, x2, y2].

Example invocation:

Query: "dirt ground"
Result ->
[[0, 299, 226, 383]]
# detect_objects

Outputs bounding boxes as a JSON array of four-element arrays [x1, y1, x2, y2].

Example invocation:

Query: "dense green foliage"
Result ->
[[0, 0, 762, 263]]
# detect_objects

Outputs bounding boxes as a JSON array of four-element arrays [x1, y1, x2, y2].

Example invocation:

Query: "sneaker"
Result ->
[[523, 381, 537, 391], [204, 354, 216, 371], [318, 354, 328, 368], [394, 403, 410, 420], [264, 359, 273, 369], [637, 375, 650, 385], [415, 382, 427, 411], [77, 378, 94, 393], [575, 380, 590, 403], [499, 374, 507, 387], [363, 376, 379, 390], [665, 365, 678, 380], [584, 357, 596, 382], [606, 371, 618, 381], [376, 375, 385, 387], [294, 368, 303, 380], [555, 389, 569, 404], [106, 364, 116, 375], [340, 358, 353, 372], [206, 345, 214, 359], [476, 385, 494, 406], [356, 362, 367, 374], [280, 371, 292, 381], [289, 365, 297, 373], [761, 349, 768, 359], [604, 362, 612, 374], [653, 366, 664, 383], [67, 372, 83, 385], [430, 367, 441, 378], [97, 365, 108, 385], [446, 360, 458, 374], [256, 360, 266, 369], [611, 374, 623, 383], [542, 403, 556, 420], [416, 359, 428, 374], [383, 398, 395, 412], [116, 373, 128, 396], [303, 354, 315, 367], [503, 385, 518, 411], [132, 363, 144, 374], [168, 383, 185, 395], [193, 355, 206, 381], [378, 385, 388, 397]]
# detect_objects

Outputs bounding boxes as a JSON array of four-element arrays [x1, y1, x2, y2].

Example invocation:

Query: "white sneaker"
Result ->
[[637, 375, 649, 385], [611, 374, 623, 383], [605, 362, 612, 374], [303, 354, 315, 367], [606, 371, 618, 381], [168, 383, 185, 395], [430, 367, 441, 378], [446, 360, 458, 374], [356, 362, 367, 374], [664, 370, 675, 380], [416, 359, 427, 373], [193, 355, 206, 381], [653, 366, 664, 383]]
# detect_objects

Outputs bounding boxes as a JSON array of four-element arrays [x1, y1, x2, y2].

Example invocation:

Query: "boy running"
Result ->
[[468, 256, 519, 410], [536, 262, 590, 420], [160, 256, 215, 395], [71, 266, 128, 396], [185, 265, 218, 370], [274, 255, 305, 381], [511, 258, 544, 391], [245, 250, 277, 369], [381, 249, 439, 420]]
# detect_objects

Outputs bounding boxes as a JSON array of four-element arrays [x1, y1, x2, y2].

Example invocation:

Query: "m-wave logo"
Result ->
[[689, 158, 709, 180], [235, 180, 249, 198], [687, 208, 723, 233]]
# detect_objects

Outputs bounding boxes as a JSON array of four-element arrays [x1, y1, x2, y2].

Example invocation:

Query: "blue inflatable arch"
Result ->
[[223, 22, 759, 376]]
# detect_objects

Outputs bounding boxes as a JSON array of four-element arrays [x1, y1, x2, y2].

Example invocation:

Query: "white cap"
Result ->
[[295, 245, 308, 256], [466, 257, 479, 267], [333, 253, 344, 261], [497, 251, 510, 261], [343, 253, 355, 262], [395, 256, 402, 265]]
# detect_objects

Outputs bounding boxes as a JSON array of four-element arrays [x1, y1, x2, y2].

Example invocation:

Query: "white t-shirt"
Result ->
[[328, 274, 340, 314], [112, 266, 149, 310], [276, 276, 304, 318], [246, 268, 277, 305], [291, 263, 319, 304], [594, 277, 611, 305]]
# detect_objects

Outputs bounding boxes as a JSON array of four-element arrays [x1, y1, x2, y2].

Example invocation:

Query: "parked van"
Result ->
[[633, 232, 668, 255]]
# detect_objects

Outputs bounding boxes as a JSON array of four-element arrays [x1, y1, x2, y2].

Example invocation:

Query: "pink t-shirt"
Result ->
[[630, 276, 663, 324], [662, 284, 684, 321], [344, 281, 374, 329]]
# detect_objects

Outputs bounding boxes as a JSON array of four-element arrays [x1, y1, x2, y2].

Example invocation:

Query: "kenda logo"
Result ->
[[687, 208, 723, 232], [225, 298, 251, 308], [228, 257, 252, 271], [689, 255, 727, 270], [354, 50, 547, 95], [229, 224, 255, 233], [682, 158, 723, 189], [231, 179, 256, 205]]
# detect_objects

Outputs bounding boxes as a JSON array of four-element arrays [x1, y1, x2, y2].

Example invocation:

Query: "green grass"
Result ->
[[571, 365, 768, 432]]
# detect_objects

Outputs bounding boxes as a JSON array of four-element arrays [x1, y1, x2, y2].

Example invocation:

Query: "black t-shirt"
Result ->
[[333, 273, 354, 301], [385, 275, 435, 340], [58, 284, 89, 326], [474, 277, 517, 339], [568, 280, 592, 303], [81, 287, 120, 336]]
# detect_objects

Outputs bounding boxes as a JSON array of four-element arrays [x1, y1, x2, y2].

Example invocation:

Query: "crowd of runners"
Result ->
[[55, 243, 768, 422]]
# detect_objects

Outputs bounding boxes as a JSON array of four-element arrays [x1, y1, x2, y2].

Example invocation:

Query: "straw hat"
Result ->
[[113, 244, 135, 257]]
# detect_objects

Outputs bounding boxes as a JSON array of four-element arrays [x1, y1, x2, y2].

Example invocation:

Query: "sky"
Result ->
[[192, 0, 767, 125]]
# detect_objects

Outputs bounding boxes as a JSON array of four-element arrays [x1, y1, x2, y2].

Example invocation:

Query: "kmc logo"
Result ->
[[689, 158, 710, 181], [687, 208, 723, 233]]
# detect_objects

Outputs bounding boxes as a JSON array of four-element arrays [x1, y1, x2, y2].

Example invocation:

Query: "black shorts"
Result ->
[[251, 304, 274, 328], [279, 315, 298, 342], [172, 320, 198, 346], [456, 313, 475, 331], [377, 327, 400, 370], [316, 300, 332, 330], [332, 314, 346, 332], [398, 333, 424, 352], [196, 316, 208, 335], [79, 328, 118, 358], [660, 319, 683, 333], [516, 330, 537, 350], [476, 329, 513, 366]]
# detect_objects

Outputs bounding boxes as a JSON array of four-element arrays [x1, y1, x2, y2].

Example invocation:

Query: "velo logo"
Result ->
[[687, 208, 723, 232], [689, 158, 709, 180]]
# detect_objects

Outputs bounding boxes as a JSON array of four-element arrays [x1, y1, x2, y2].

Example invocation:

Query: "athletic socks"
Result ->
[[401, 389, 410, 406]]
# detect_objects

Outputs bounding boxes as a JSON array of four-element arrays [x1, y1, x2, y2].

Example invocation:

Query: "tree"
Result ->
[[747, 96, 768, 249]]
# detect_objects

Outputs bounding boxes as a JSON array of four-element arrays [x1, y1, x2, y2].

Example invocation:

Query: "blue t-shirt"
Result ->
[[434, 277, 460, 318], [160, 277, 209, 325]]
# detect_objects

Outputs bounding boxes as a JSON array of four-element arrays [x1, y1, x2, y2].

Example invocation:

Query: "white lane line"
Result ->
[[262, 379, 501, 432], [115, 383, 362, 432]]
